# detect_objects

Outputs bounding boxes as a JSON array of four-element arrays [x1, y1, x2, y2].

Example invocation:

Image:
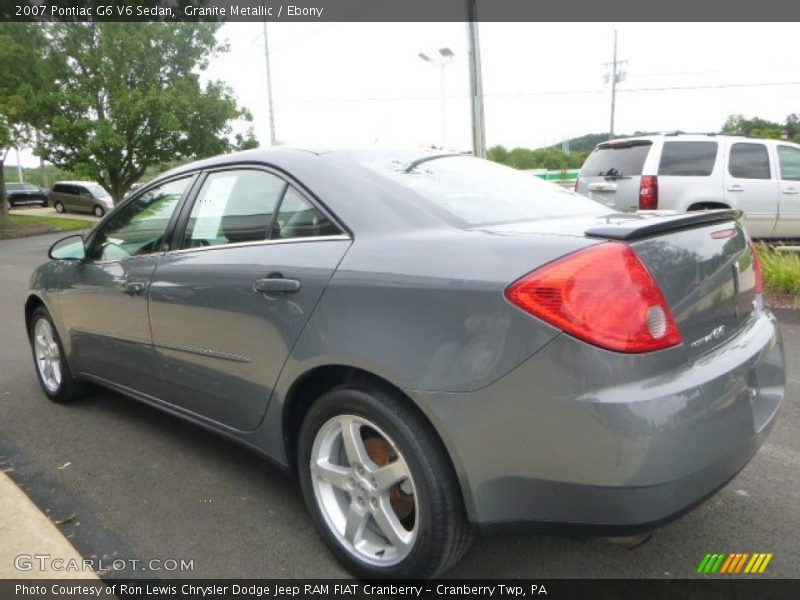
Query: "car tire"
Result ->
[[29, 306, 90, 404], [93, 205, 105, 217], [297, 382, 472, 579], [54, 201, 66, 213]]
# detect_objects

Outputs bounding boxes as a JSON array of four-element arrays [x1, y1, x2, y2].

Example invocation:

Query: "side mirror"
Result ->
[[49, 234, 86, 261]]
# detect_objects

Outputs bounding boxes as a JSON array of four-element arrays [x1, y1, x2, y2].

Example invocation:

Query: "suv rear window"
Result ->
[[579, 141, 651, 178], [658, 141, 718, 176]]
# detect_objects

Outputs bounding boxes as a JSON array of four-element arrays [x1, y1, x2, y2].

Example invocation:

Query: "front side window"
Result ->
[[658, 141, 718, 176], [728, 143, 771, 180], [182, 170, 286, 248], [778, 145, 800, 181], [89, 177, 190, 261]]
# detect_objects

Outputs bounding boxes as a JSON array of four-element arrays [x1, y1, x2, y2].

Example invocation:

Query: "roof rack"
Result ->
[[661, 130, 750, 138]]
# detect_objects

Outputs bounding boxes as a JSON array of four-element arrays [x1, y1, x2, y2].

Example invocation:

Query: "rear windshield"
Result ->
[[579, 142, 651, 178], [658, 141, 718, 176], [364, 155, 609, 227], [6, 183, 22, 190]]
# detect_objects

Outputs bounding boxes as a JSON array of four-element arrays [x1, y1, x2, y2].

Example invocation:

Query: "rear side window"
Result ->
[[579, 142, 651, 178], [52, 184, 71, 194], [778, 145, 800, 181], [728, 143, 771, 179], [658, 141, 718, 176], [272, 187, 339, 239]]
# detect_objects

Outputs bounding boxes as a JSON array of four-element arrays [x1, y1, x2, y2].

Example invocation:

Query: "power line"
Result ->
[[270, 80, 800, 106]]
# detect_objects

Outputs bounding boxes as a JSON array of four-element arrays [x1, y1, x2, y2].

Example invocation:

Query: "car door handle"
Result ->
[[783, 187, 799, 195], [727, 185, 744, 192], [253, 276, 301, 294], [122, 280, 147, 295]]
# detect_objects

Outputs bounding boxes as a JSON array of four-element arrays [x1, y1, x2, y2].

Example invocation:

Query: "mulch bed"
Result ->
[[765, 293, 797, 310]]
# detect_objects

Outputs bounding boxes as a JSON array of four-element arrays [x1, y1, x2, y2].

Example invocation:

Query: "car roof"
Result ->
[[53, 180, 100, 186]]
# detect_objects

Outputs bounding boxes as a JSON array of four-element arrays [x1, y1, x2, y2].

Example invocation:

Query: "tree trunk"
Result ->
[[0, 155, 10, 230]]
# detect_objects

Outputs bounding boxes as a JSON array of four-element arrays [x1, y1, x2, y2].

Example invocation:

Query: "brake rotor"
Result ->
[[364, 436, 415, 521]]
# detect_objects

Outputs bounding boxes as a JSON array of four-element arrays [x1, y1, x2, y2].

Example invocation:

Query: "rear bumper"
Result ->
[[413, 309, 785, 530]]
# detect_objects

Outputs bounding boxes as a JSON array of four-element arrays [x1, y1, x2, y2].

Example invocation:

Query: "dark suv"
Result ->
[[3, 183, 48, 208]]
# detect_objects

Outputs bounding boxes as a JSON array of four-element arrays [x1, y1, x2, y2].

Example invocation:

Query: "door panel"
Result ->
[[724, 142, 779, 238], [148, 239, 351, 430], [58, 257, 164, 396]]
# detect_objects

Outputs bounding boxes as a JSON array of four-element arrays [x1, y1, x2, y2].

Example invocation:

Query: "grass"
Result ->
[[0, 214, 91, 239], [756, 243, 800, 297], [10, 215, 91, 231]]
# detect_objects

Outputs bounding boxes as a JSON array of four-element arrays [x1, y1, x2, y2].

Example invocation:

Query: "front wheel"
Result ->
[[298, 383, 472, 578], [93, 205, 105, 217], [29, 306, 89, 403]]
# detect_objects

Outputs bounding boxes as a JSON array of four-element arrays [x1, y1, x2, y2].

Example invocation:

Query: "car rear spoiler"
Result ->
[[585, 209, 742, 241]]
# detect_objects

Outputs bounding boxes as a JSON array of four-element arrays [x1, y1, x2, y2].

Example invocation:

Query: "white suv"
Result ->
[[575, 133, 800, 238]]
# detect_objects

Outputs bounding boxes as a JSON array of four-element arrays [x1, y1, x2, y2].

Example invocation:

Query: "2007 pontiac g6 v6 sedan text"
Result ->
[[25, 149, 785, 578]]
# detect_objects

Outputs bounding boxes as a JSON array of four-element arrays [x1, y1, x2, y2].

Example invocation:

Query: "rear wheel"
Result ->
[[93, 205, 105, 217], [298, 383, 471, 578], [54, 201, 65, 213], [29, 306, 89, 403]]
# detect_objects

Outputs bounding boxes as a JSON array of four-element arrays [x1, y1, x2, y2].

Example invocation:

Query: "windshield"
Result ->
[[87, 184, 109, 198], [364, 155, 609, 227]]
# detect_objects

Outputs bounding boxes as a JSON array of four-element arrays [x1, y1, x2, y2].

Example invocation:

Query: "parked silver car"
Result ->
[[26, 149, 785, 578], [49, 181, 114, 217], [575, 133, 800, 238]]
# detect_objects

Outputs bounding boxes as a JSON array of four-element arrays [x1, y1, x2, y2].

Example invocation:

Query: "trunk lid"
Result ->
[[480, 209, 756, 357]]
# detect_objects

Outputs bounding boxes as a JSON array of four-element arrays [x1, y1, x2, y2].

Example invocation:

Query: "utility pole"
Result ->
[[14, 148, 23, 183], [602, 30, 627, 140], [262, 22, 277, 146], [418, 48, 454, 149], [466, 0, 486, 158]]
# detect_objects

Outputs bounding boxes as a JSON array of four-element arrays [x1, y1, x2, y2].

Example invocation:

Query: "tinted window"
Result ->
[[364, 155, 608, 227], [729, 143, 771, 179], [579, 142, 652, 178], [183, 170, 286, 249], [90, 177, 190, 261], [272, 187, 339, 239], [52, 184, 71, 194], [658, 141, 718, 176], [778, 145, 800, 181]]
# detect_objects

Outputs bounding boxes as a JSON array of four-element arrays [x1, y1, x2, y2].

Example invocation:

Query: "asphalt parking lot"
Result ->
[[0, 232, 798, 579]]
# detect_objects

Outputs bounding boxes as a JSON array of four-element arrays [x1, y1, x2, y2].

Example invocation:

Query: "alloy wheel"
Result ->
[[33, 318, 62, 394], [310, 414, 418, 567]]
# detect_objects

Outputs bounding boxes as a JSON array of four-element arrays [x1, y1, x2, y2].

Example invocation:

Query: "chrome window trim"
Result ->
[[164, 233, 352, 257]]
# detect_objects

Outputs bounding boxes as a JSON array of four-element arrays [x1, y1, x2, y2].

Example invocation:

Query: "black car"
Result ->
[[4, 182, 48, 208]]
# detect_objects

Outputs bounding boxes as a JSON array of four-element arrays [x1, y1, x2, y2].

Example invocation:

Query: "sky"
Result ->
[[12, 22, 800, 167]]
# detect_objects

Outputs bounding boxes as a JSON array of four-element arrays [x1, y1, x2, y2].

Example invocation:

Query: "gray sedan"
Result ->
[[25, 149, 785, 578]]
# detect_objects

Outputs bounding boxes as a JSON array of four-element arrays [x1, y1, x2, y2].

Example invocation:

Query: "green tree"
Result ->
[[487, 144, 509, 164], [0, 24, 45, 228], [18, 22, 253, 204]]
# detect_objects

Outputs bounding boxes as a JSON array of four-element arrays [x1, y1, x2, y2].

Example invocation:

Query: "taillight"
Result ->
[[505, 242, 682, 353], [751, 243, 764, 294], [639, 175, 658, 210]]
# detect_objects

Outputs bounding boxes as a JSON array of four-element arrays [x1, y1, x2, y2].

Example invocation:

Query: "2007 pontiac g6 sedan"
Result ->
[[26, 149, 785, 578]]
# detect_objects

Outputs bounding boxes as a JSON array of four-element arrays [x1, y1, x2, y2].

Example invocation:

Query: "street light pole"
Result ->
[[466, 0, 486, 158], [262, 22, 277, 146], [603, 29, 627, 140], [418, 48, 454, 149]]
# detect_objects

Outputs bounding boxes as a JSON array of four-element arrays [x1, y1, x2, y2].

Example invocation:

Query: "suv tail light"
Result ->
[[639, 175, 658, 210], [505, 242, 682, 353], [751, 242, 764, 295]]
